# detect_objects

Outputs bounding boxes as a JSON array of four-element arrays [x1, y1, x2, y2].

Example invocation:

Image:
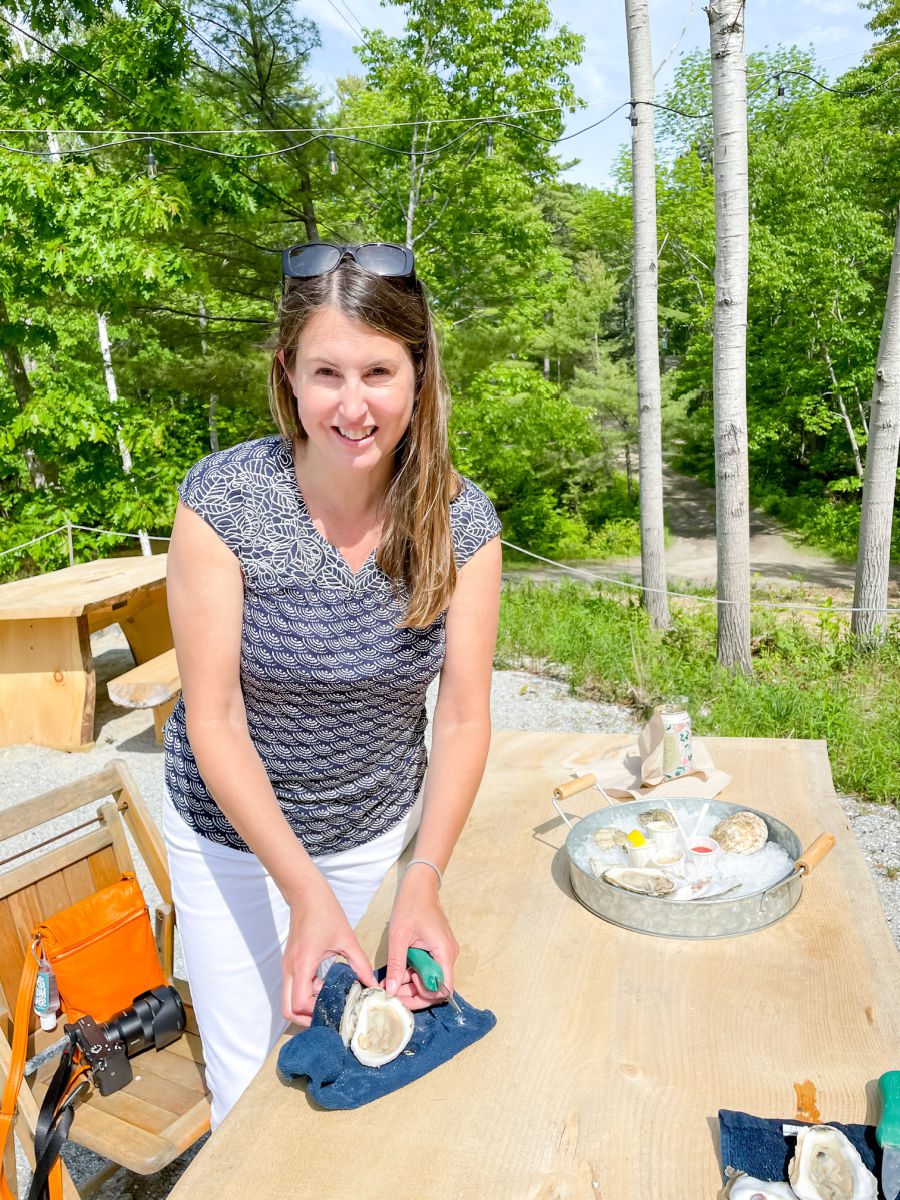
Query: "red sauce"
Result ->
[[691, 845, 714, 853]]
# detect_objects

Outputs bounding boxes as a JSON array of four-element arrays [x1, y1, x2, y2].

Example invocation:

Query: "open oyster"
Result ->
[[639, 808, 677, 831], [339, 981, 414, 1068], [711, 810, 768, 855], [785, 1124, 877, 1200], [593, 827, 629, 850], [720, 1168, 796, 1199], [602, 866, 676, 897]]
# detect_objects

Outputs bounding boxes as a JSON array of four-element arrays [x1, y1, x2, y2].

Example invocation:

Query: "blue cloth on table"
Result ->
[[719, 1108, 880, 1188], [277, 962, 496, 1110]]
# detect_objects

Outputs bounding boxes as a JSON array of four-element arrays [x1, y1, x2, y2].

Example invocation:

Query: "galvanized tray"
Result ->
[[558, 796, 805, 940]]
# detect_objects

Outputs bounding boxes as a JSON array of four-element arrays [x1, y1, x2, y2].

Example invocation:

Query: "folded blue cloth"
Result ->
[[277, 962, 496, 1110], [719, 1108, 880, 1186]]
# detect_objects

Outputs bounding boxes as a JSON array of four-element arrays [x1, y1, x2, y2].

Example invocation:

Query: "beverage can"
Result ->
[[661, 708, 693, 779]]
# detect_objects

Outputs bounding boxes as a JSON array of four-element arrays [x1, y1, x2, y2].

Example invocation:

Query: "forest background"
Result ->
[[1, 0, 899, 799]]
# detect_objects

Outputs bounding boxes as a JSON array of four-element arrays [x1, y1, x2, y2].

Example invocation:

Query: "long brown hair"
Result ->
[[269, 259, 459, 628]]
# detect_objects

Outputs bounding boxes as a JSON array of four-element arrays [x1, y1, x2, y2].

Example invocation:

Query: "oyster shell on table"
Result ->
[[638, 808, 677, 831], [719, 1167, 796, 1199], [711, 810, 769, 855], [784, 1124, 877, 1200], [601, 866, 676, 897], [592, 827, 629, 851], [339, 981, 414, 1068]]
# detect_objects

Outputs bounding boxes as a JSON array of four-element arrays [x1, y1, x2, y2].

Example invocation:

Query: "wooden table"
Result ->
[[0, 556, 171, 750], [169, 733, 900, 1200]]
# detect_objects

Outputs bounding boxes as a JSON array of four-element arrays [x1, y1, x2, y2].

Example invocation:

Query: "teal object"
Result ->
[[406, 947, 444, 992], [878, 1071, 900, 1200]]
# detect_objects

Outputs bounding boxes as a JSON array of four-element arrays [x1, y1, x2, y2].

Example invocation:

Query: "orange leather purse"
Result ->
[[0, 873, 166, 1200]]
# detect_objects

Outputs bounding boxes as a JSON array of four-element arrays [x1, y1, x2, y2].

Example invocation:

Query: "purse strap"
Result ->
[[0, 948, 64, 1200]]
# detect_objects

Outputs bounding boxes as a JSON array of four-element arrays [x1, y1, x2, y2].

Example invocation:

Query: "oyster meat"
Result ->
[[785, 1124, 877, 1200], [639, 808, 677, 831], [601, 866, 676, 897], [720, 1168, 796, 1199], [339, 980, 414, 1068], [711, 810, 769, 855], [592, 827, 629, 850]]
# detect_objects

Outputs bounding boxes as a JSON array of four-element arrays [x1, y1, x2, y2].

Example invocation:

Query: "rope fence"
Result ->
[[0, 521, 897, 618]]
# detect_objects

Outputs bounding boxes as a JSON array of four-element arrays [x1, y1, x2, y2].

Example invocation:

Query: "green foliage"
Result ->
[[498, 582, 900, 803]]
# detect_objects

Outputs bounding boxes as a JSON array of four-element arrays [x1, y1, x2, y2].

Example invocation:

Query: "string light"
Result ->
[[629, 101, 639, 128], [485, 123, 494, 159], [776, 74, 786, 105], [146, 148, 157, 177], [327, 139, 338, 175]]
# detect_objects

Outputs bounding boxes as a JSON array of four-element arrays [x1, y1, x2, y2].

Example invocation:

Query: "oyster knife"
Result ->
[[877, 1071, 900, 1200], [406, 947, 462, 1014]]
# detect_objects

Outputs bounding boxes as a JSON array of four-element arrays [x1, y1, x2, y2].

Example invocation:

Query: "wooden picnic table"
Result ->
[[168, 733, 900, 1200], [0, 555, 171, 751]]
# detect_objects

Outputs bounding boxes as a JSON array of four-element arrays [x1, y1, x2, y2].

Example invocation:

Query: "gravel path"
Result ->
[[2, 625, 898, 1199]]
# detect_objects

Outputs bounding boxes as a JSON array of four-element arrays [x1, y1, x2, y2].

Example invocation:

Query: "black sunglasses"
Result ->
[[281, 241, 416, 282]]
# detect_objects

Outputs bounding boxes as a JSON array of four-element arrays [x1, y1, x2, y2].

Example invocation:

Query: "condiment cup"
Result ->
[[647, 826, 681, 857], [687, 837, 720, 869], [652, 850, 685, 877], [626, 843, 653, 868]]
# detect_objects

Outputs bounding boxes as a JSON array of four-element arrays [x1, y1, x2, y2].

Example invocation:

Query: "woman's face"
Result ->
[[285, 305, 416, 480]]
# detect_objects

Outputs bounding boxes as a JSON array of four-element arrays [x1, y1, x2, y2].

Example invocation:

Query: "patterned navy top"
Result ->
[[163, 435, 501, 855]]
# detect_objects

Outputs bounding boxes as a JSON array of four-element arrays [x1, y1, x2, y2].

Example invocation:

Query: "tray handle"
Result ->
[[796, 833, 836, 875], [551, 773, 607, 831]]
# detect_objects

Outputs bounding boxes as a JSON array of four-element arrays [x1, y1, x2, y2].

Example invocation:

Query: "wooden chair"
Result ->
[[0, 759, 209, 1199]]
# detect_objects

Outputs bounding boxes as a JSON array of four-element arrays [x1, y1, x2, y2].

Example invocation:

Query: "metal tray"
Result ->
[[559, 796, 804, 940]]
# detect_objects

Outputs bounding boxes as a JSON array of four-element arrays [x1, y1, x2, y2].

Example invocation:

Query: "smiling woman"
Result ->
[[161, 243, 502, 1128]]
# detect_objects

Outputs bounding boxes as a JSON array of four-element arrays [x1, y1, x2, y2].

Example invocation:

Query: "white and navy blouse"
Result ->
[[163, 436, 501, 855]]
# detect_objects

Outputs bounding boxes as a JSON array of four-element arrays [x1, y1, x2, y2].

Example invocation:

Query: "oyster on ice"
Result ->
[[785, 1124, 877, 1200], [339, 981, 414, 1068], [592, 827, 629, 850], [638, 808, 677, 831], [719, 1168, 796, 1199], [711, 810, 768, 854], [601, 866, 676, 897]]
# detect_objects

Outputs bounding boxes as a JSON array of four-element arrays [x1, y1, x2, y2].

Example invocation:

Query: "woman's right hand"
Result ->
[[281, 880, 377, 1025]]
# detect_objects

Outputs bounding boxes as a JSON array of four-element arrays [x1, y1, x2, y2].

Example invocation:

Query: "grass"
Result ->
[[497, 580, 900, 805]]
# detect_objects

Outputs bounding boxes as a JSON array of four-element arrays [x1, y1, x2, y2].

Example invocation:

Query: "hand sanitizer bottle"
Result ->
[[33, 955, 60, 1032]]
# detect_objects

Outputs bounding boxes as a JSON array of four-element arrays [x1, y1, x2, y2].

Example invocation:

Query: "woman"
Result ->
[[162, 241, 502, 1127]]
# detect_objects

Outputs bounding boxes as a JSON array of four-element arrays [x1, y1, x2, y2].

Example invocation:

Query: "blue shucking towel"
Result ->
[[719, 1109, 880, 1188], [277, 962, 496, 1110]]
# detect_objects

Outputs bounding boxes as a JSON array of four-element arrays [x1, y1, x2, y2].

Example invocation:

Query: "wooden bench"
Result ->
[[107, 648, 181, 743]]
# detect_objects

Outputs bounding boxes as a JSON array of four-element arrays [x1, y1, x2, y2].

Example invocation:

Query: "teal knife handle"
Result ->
[[406, 947, 444, 992], [878, 1071, 900, 1147]]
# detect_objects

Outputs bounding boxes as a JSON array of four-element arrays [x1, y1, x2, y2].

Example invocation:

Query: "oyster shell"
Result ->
[[711, 810, 768, 854], [719, 1168, 796, 1199], [339, 981, 414, 1068], [639, 808, 677, 831], [593, 827, 629, 850], [601, 866, 676, 897], [785, 1124, 877, 1200]]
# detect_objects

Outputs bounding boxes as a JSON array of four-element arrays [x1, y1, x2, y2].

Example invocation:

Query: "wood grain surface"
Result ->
[[0, 555, 166, 621], [167, 733, 900, 1200]]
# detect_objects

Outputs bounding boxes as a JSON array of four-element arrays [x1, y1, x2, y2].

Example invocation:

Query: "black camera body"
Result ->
[[66, 985, 186, 1098]]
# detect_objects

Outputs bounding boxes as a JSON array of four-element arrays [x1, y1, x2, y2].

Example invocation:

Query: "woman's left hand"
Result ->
[[384, 867, 459, 1010]]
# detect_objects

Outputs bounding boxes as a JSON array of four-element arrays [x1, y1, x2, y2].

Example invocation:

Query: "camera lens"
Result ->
[[104, 985, 186, 1056]]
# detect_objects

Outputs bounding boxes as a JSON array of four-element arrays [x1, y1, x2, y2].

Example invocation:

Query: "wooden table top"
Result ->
[[169, 733, 900, 1200], [0, 555, 167, 620]]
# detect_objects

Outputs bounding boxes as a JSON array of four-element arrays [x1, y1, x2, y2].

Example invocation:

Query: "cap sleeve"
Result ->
[[177, 450, 247, 556], [450, 478, 501, 568]]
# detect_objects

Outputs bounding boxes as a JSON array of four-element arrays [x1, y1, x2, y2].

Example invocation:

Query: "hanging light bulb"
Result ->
[[328, 140, 338, 175], [629, 101, 638, 128], [485, 123, 494, 159], [146, 149, 157, 179], [776, 75, 786, 105]]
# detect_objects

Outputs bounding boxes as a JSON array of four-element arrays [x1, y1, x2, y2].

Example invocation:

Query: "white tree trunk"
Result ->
[[707, 0, 752, 671], [96, 312, 152, 556], [625, 0, 670, 629], [852, 211, 900, 644]]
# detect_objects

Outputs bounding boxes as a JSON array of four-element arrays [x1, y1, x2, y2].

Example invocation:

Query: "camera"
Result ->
[[66, 985, 186, 1097]]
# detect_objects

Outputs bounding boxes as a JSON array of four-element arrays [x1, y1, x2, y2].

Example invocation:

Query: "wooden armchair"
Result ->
[[0, 759, 209, 1199]]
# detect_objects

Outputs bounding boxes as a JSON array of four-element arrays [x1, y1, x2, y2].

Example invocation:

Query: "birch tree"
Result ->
[[624, 0, 669, 629], [852, 213, 900, 645], [706, 0, 752, 671]]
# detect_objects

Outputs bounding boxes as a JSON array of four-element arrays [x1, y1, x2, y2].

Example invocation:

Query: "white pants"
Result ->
[[162, 789, 422, 1128]]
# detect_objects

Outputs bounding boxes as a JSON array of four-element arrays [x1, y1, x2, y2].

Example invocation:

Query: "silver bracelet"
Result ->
[[405, 857, 443, 889]]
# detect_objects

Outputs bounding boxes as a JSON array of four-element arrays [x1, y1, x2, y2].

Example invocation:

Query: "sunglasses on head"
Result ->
[[281, 241, 416, 283]]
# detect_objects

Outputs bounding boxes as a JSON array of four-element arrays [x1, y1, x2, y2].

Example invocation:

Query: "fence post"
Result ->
[[66, 522, 74, 567]]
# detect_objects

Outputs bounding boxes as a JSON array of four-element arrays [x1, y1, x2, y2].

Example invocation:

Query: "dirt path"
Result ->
[[510, 466, 900, 600]]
